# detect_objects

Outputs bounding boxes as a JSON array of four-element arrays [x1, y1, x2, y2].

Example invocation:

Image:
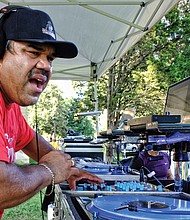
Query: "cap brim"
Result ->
[[15, 39, 78, 58]]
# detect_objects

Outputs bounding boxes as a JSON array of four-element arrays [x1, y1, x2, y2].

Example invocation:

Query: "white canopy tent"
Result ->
[[0, 0, 180, 81]]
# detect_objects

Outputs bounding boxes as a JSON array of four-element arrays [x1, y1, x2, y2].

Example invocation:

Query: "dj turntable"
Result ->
[[86, 193, 190, 219], [53, 184, 190, 220]]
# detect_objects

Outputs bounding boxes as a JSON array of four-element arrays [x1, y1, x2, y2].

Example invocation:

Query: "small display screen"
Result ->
[[164, 77, 190, 123]]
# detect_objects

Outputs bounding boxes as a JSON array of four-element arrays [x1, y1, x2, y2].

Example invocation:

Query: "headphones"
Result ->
[[0, 5, 27, 58]]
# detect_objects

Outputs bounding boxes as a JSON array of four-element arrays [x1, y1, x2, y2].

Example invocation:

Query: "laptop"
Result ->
[[164, 76, 190, 123]]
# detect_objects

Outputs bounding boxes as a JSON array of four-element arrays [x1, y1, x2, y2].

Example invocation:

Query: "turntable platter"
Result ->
[[86, 194, 190, 219]]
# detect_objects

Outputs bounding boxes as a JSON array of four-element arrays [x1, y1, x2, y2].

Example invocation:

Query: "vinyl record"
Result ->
[[86, 194, 190, 220]]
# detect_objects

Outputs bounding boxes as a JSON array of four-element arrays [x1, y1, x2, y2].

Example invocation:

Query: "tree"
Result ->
[[27, 83, 96, 139], [65, 97, 96, 138], [149, 0, 190, 86], [105, 1, 190, 128], [73, 1, 190, 130], [131, 64, 165, 117], [27, 83, 68, 138]]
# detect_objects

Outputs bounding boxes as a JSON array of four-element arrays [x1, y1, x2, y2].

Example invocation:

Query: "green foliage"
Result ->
[[65, 98, 95, 138], [27, 83, 68, 137], [72, 1, 190, 130], [149, 1, 190, 85], [27, 83, 96, 138], [2, 192, 47, 220], [73, 76, 108, 112], [131, 64, 165, 117]]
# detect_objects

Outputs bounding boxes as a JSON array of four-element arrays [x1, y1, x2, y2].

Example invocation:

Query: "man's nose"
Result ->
[[36, 57, 52, 71]]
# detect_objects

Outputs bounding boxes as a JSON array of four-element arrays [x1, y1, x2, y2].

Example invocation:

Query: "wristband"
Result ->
[[39, 163, 55, 196]]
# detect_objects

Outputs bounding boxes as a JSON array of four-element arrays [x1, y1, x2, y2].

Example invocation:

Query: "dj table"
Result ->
[[52, 179, 190, 220], [49, 138, 190, 220], [50, 107, 190, 219]]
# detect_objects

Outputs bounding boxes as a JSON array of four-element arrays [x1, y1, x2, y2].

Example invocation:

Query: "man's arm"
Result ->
[[0, 134, 72, 209], [0, 161, 51, 209], [0, 134, 103, 209], [22, 133, 55, 161]]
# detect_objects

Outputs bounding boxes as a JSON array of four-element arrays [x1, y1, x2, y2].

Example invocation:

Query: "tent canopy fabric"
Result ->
[[0, 0, 180, 81]]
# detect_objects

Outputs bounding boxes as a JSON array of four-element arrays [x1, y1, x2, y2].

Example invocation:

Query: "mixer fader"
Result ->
[[75, 181, 163, 192]]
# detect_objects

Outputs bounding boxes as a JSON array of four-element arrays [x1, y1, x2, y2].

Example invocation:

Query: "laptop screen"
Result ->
[[164, 76, 190, 123]]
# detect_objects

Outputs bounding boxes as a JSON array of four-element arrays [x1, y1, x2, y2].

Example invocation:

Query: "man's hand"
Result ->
[[39, 150, 74, 183], [67, 168, 104, 190]]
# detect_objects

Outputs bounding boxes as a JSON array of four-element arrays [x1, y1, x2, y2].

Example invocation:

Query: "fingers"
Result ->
[[66, 158, 75, 168], [71, 159, 76, 167], [67, 168, 104, 190], [67, 175, 77, 190]]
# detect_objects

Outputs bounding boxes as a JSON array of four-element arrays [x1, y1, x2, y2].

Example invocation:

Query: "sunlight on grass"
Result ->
[[2, 192, 47, 220], [2, 161, 48, 220]]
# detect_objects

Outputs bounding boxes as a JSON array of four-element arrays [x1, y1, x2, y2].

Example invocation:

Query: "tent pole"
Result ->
[[94, 81, 99, 138]]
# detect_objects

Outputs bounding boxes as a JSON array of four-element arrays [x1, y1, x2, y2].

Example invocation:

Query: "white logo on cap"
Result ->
[[42, 21, 56, 39]]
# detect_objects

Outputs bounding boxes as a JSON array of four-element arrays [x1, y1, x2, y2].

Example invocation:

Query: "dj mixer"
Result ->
[[52, 179, 190, 220], [60, 177, 163, 193]]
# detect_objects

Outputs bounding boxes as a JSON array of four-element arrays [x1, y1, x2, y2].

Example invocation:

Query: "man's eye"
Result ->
[[26, 51, 40, 57], [30, 51, 40, 56], [48, 56, 55, 63]]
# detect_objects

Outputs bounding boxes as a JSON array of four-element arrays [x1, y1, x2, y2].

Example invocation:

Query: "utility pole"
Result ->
[[53, 116, 56, 139]]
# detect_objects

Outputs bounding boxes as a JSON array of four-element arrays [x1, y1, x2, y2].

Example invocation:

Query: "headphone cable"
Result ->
[[35, 104, 45, 220]]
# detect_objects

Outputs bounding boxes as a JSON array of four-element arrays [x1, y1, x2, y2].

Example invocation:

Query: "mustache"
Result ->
[[28, 69, 48, 78]]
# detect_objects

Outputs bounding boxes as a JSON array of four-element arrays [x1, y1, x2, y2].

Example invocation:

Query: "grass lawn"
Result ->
[[2, 160, 48, 219], [2, 191, 47, 220]]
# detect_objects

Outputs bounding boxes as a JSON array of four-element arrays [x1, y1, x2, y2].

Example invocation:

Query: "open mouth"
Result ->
[[29, 74, 47, 92]]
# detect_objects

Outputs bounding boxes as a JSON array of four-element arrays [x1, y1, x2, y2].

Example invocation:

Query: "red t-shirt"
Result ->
[[0, 93, 34, 217]]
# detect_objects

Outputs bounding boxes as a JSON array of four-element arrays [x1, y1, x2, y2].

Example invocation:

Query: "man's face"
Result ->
[[0, 41, 55, 106]]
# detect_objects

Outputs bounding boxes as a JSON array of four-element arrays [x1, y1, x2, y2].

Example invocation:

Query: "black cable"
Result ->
[[35, 105, 40, 163], [140, 167, 145, 182], [35, 104, 45, 220]]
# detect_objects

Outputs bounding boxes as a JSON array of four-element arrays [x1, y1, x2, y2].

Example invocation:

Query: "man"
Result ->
[[0, 5, 103, 218]]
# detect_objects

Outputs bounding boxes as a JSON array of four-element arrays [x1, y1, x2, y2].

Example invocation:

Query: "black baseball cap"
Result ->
[[0, 6, 78, 58]]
